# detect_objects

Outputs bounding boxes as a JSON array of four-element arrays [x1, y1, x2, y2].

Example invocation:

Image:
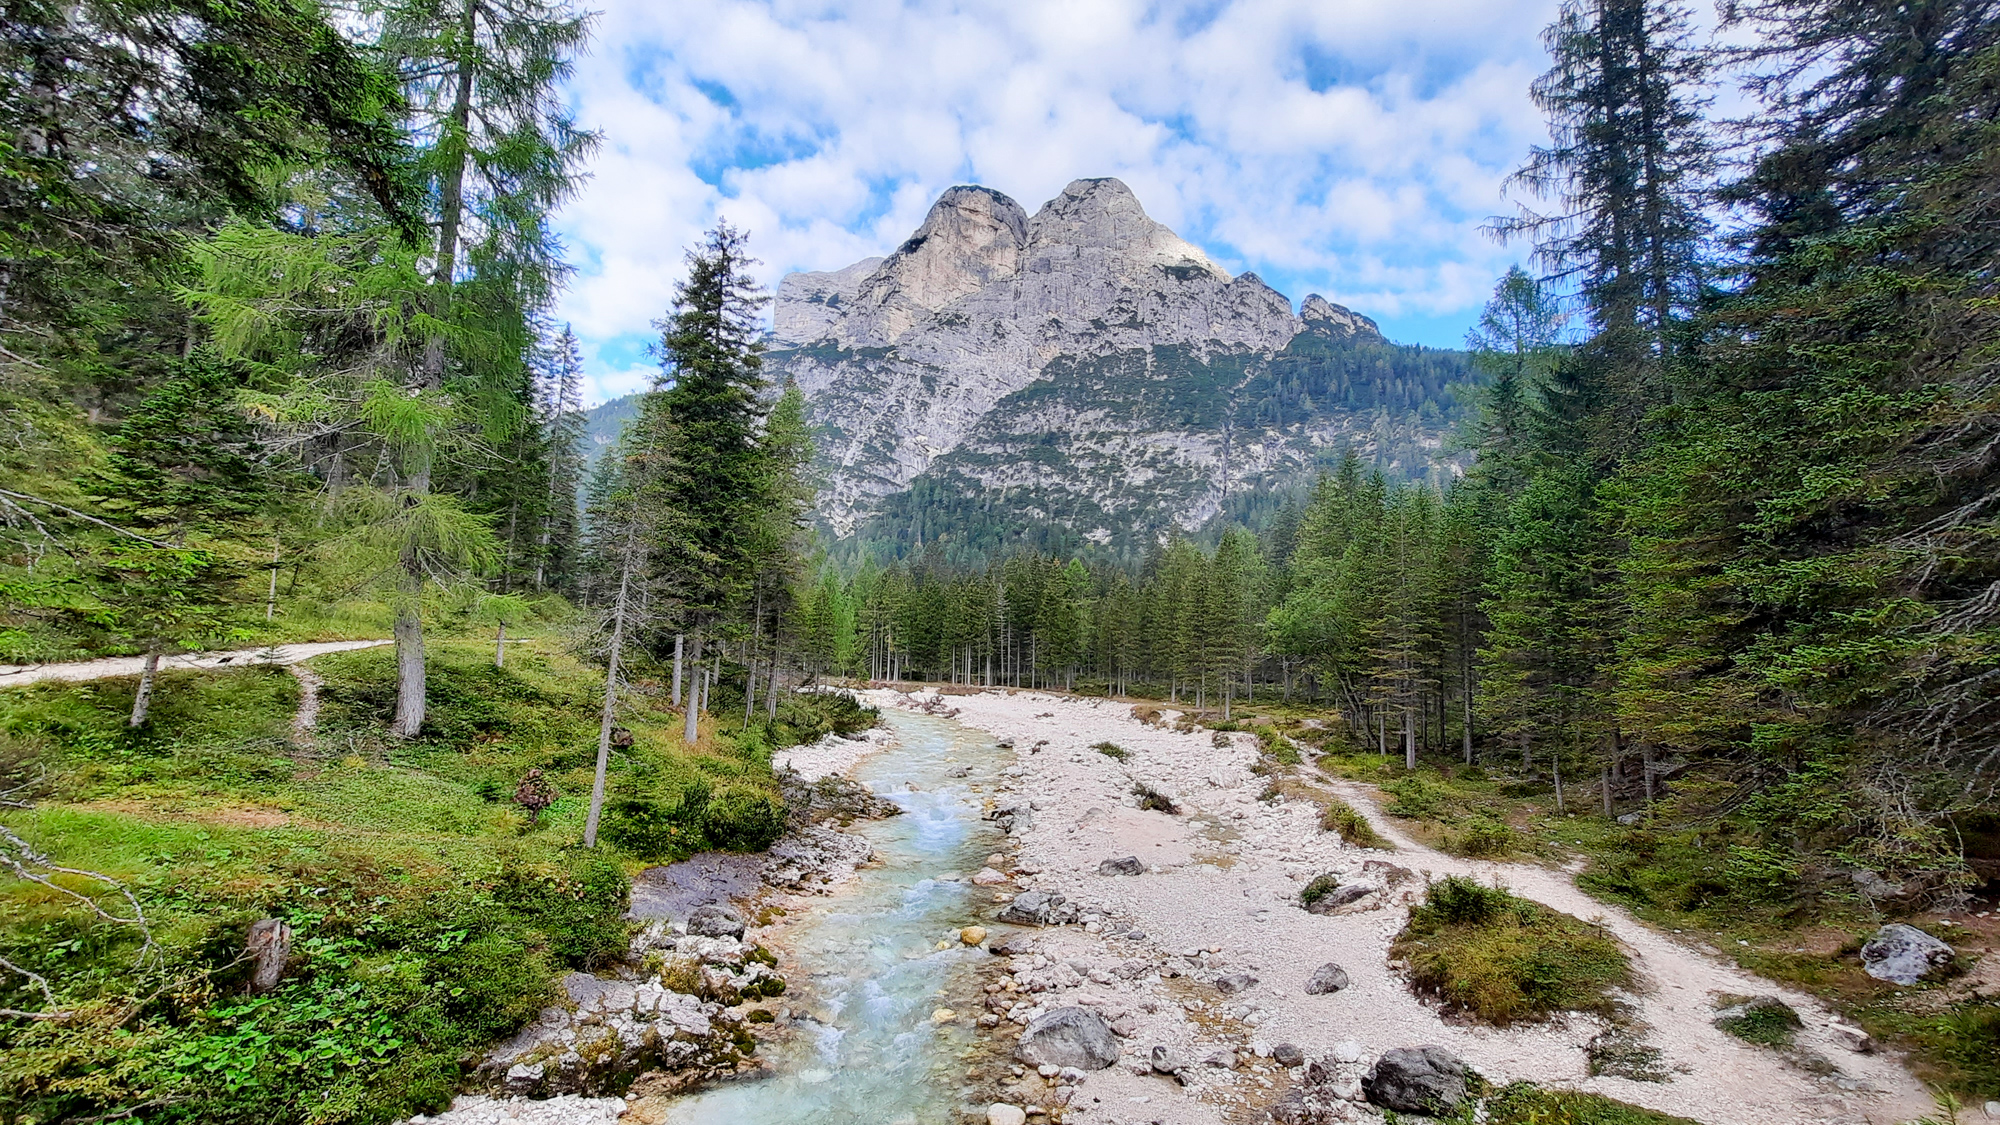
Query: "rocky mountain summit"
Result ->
[[769, 177, 1472, 559]]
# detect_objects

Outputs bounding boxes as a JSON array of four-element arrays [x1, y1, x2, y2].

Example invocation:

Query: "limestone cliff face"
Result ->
[[766, 178, 1465, 555]]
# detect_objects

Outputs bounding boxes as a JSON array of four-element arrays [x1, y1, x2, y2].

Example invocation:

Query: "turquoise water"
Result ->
[[668, 709, 1006, 1124]]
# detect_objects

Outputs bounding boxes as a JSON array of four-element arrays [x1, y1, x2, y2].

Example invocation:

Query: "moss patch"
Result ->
[[1486, 1083, 1705, 1125], [1391, 877, 1631, 1025]]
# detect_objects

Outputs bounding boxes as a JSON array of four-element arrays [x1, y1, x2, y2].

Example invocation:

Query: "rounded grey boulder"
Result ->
[[1015, 1006, 1121, 1070], [1215, 972, 1258, 995], [685, 905, 745, 939], [1362, 1046, 1469, 1116], [1304, 962, 1350, 995], [1098, 856, 1145, 876], [1860, 923, 1954, 985]]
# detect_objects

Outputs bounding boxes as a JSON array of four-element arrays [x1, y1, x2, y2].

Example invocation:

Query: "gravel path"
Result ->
[[915, 687, 1934, 1125], [0, 640, 391, 687]]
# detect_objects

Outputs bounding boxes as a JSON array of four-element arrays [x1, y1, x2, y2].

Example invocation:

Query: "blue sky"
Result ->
[[552, 0, 1565, 404]]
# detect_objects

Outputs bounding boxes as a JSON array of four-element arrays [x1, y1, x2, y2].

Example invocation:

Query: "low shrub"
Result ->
[[701, 783, 786, 851], [1131, 782, 1178, 813], [1300, 873, 1342, 908], [1093, 740, 1129, 761], [1391, 876, 1631, 1025], [1320, 800, 1389, 849], [1713, 995, 1801, 1047], [1447, 816, 1516, 857], [1382, 775, 1449, 820], [1486, 1082, 1704, 1125]]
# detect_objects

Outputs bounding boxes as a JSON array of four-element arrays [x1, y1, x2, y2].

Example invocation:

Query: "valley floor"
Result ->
[[917, 687, 1936, 1125]]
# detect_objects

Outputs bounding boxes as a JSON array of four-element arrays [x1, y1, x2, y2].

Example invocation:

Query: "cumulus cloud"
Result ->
[[553, 0, 1562, 403]]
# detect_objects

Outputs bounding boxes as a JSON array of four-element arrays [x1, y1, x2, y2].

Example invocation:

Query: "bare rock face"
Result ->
[[764, 177, 1441, 549]]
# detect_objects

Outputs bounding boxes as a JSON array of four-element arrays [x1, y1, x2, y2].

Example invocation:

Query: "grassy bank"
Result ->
[[0, 630, 870, 1124]]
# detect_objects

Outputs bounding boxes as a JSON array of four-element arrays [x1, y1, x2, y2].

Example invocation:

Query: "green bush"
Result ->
[[1713, 996, 1801, 1047], [1486, 1083, 1703, 1125], [1383, 775, 1449, 819], [1392, 877, 1631, 1025], [1093, 740, 1129, 760], [602, 776, 712, 859], [701, 783, 786, 852], [1319, 800, 1390, 848], [1300, 873, 1342, 908], [1448, 816, 1516, 857]]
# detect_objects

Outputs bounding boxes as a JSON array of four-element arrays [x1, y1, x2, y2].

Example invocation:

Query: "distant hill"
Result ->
[[584, 394, 640, 466]]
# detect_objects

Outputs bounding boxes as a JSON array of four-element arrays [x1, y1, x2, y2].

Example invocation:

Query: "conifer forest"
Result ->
[[1, 0, 1997, 1123]]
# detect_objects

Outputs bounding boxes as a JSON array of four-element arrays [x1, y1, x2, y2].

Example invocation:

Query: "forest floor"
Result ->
[[885, 685, 1943, 1125]]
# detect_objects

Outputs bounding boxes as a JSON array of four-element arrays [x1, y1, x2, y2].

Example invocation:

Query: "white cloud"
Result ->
[[553, 0, 1563, 403]]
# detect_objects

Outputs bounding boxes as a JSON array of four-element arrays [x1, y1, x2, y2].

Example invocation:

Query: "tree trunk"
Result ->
[[1461, 659, 1474, 765], [1641, 743, 1655, 803], [1403, 707, 1416, 770], [128, 643, 161, 727], [1602, 763, 1614, 818], [495, 621, 506, 667], [672, 633, 684, 706], [583, 524, 638, 848], [684, 670, 702, 746], [420, 0, 477, 386], [390, 566, 426, 738], [266, 540, 280, 621]]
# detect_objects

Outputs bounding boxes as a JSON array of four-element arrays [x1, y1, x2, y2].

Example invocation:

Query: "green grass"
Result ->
[[1319, 800, 1390, 849], [1712, 995, 1801, 1047], [1486, 1083, 1705, 1125], [1093, 740, 1129, 761], [0, 630, 870, 1124], [1391, 877, 1632, 1025]]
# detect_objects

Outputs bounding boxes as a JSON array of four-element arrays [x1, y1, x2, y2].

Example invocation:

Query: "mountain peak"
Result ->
[[1301, 294, 1383, 339]]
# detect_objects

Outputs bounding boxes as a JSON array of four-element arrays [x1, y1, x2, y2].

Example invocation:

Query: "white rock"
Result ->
[[1332, 1039, 1364, 1063], [988, 1104, 1029, 1125]]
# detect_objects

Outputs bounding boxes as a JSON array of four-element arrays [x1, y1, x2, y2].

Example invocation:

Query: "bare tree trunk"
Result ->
[[583, 525, 638, 848], [1462, 658, 1474, 765], [128, 643, 161, 727], [671, 633, 685, 706], [684, 669, 702, 746], [390, 562, 426, 738], [495, 621, 506, 667], [1403, 707, 1416, 770], [1602, 763, 1614, 818], [266, 539, 280, 621]]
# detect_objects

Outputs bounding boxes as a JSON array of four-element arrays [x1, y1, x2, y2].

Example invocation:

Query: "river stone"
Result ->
[[987, 1104, 1027, 1125], [961, 926, 987, 945], [1305, 882, 1376, 915], [1304, 962, 1350, 994], [1362, 1046, 1469, 1116], [973, 867, 1011, 885], [1215, 972, 1258, 994], [997, 889, 1059, 926], [1149, 1045, 1182, 1073], [1273, 1042, 1306, 1067], [1098, 856, 1144, 876], [1860, 923, 1955, 984], [686, 905, 745, 939], [1014, 1006, 1121, 1070]]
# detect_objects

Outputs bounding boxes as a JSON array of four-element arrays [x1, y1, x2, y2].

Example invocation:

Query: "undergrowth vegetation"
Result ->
[[0, 632, 872, 1124], [1391, 877, 1630, 1025]]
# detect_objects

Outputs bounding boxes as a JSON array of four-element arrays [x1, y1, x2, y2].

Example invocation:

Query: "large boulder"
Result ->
[[1304, 962, 1350, 995], [686, 905, 745, 939], [1098, 856, 1144, 876], [1362, 1046, 1469, 1116], [1014, 1006, 1121, 1071], [1860, 923, 1954, 985], [997, 890, 1059, 926]]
